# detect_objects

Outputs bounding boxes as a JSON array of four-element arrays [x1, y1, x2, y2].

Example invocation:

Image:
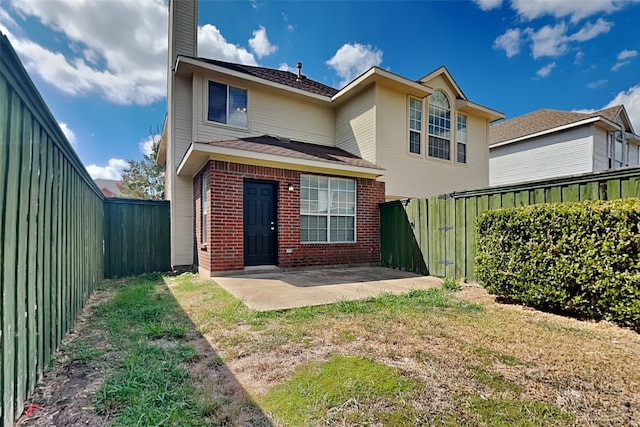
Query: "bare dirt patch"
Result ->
[[16, 289, 113, 427]]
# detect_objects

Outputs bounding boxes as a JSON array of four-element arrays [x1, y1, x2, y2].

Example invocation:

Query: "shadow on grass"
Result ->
[[17, 273, 272, 427]]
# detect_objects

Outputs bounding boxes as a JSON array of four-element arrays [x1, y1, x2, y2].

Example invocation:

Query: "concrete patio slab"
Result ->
[[212, 266, 442, 311]]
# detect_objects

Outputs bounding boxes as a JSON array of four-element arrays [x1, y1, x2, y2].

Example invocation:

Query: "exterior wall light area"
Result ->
[[288, 183, 295, 192]]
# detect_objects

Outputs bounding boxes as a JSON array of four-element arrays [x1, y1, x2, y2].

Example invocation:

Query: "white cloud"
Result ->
[[282, 13, 295, 32], [474, 0, 503, 11], [526, 22, 567, 59], [6, 0, 167, 105], [493, 28, 522, 57], [278, 63, 296, 73], [510, 0, 626, 23], [567, 18, 612, 41], [86, 158, 128, 180], [606, 85, 640, 131], [618, 49, 638, 60], [587, 79, 608, 89], [139, 133, 160, 157], [198, 24, 257, 65], [326, 43, 383, 87], [536, 62, 556, 78], [248, 26, 277, 58], [612, 50, 637, 71], [58, 122, 76, 146], [574, 51, 585, 64]]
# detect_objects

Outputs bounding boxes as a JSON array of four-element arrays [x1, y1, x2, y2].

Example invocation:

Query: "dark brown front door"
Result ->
[[243, 180, 277, 266]]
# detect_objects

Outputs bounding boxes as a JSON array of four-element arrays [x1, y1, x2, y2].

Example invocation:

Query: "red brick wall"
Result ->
[[193, 160, 385, 273]]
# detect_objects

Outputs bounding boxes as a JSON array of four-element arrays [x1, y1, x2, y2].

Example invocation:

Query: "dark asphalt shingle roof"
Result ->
[[203, 135, 383, 171], [490, 105, 623, 145], [191, 57, 339, 97]]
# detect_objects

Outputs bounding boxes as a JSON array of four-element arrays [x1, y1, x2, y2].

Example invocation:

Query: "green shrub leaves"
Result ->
[[476, 199, 640, 329]]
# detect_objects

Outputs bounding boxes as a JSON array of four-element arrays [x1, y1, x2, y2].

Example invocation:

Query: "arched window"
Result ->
[[428, 90, 451, 160]]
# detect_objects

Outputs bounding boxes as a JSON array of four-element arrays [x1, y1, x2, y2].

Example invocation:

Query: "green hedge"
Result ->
[[475, 199, 640, 329]]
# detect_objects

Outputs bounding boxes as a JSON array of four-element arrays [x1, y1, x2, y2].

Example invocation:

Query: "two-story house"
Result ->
[[159, 0, 503, 274], [489, 106, 640, 186]]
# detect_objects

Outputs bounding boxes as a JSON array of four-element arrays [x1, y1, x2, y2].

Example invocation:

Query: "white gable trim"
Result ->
[[491, 116, 622, 149]]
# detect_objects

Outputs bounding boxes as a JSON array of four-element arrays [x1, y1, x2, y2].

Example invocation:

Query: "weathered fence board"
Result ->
[[381, 167, 640, 279], [1, 33, 106, 426]]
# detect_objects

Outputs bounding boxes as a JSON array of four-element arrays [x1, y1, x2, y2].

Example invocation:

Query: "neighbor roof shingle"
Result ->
[[203, 135, 383, 171], [190, 57, 339, 98], [490, 106, 623, 145]]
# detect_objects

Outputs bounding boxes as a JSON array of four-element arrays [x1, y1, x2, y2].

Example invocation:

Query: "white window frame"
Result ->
[[408, 97, 423, 155], [206, 80, 248, 128], [456, 114, 467, 164], [300, 174, 357, 243], [608, 130, 627, 169], [201, 173, 208, 244], [428, 90, 452, 161]]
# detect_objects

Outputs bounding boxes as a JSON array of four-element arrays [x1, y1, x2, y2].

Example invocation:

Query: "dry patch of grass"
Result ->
[[168, 274, 640, 426]]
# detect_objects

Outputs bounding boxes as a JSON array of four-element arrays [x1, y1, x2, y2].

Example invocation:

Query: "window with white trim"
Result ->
[[409, 97, 422, 154], [428, 90, 451, 160], [608, 130, 627, 168], [300, 174, 356, 243], [201, 173, 208, 244], [457, 114, 467, 163], [207, 81, 248, 128]]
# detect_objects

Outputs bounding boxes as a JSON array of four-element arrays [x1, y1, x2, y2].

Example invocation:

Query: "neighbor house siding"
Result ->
[[592, 125, 609, 171], [374, 86, 490, 199], [198, 160, 384, 273], [335, 85, 376, 161], [192, 74, 334, 145], [490, 125, 594, 186]]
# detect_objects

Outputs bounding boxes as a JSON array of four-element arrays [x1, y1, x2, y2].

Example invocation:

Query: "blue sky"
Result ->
[[1, 0, 639, 180]]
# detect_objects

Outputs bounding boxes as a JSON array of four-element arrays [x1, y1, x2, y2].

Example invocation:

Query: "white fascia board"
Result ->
[[456, 99, 504, 122], [177, 142, 385, 178], [490, 117, 602, 149], [331, 67, 432, 104], [175, 56, 332, 103]]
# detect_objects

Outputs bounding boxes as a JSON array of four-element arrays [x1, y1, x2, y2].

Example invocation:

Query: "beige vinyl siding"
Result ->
[[172, 175, 195, 266], [335, 85, 376, 161], [173, 0, 197, 59], [490, 125, 594, 186], [375, 85, 490, 199], [193, 75, 334, 145], [174, 75, 194, 166]]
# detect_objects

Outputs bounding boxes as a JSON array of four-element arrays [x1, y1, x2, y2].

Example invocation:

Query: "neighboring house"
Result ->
[[94, 178, 122, 197], [159, 0, 503, 274], [489, 105, 640, 186]]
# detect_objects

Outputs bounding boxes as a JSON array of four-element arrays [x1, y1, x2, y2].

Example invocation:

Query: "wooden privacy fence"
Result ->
[[380, 167, 640, 280], [1, 34, 171, 426], [104, 198, 171, 278], [0, 33, 104, 425]]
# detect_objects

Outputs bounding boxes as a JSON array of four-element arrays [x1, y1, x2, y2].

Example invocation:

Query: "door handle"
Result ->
[[270, 226, 275, 231]]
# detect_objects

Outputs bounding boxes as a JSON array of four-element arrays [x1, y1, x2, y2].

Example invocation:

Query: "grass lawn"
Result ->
[[18, 271, 640, 426]]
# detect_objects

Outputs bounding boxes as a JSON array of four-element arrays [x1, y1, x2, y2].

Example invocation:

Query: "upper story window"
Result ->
[[457, 114, 467, 164], [608, 130, 627, 168], [300, 174, 356, 243], [207, 81, 248, 128], [408, 97, 423, 154], [428, 90, 451, 160]]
